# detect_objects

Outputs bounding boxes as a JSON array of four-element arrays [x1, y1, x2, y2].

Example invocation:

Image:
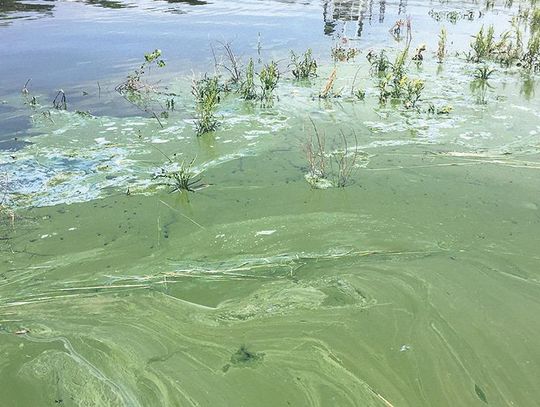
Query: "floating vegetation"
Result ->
[[331, 40, 359, 62], [192, 75, 221, 135], [290, 48, 317, 79], [428, 9, 480, 23], [229, 345, 264, 367], [304, 120, 362, 189]]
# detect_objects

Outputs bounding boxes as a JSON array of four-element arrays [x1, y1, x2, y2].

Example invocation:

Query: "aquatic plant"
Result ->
[[52, 90, 67, 110], [290, 49, 317, 79], [375, 46, 425, 109], [319, 68, 339, 99], [367, 50, 390, 76], [304, 120, 361, 189], [522, 31, 540, 71], [402, 79, 425, 109], [258, 60, 280, 102], [531, 8, 540, 33], [331, 40, 359, 62], [192, 75, 221, 135], [473, 65, 495, 81], [154, 157, 204, 193], [213, 41, 242, 84], [437, 27, 447, 63], [239, 58, 258, 100], [467, 25, 496, 62], [353, 88, 366, 100], [116, 49, 165, 95]]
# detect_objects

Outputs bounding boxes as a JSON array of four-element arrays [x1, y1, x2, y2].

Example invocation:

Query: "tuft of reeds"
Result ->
[[331, 40, 360, 62], [239, 58, 258, 100], [367, 50, 390, 76], [437, 27, 447, 63], [290, 49, 318, 79], [192, 75, 221, 135], [258, 61, 280, 102], [304, 119, 361, 189], [153, 155, 204, 193]]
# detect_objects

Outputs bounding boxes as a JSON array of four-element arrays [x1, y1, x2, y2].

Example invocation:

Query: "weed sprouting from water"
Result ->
[[213, 41, 242, 85], [290, 49, 318, 79], [304, 119, 362, 189], [376, 46, 425, 109], [52, 90, 67, 110], [258, 60, 280, 103], [153, 154, 204, 193], [331, 39, 359, 62], [192, 75, 221, 135], [437, 27, 447, 63], [471, 65, 494, 104], [367, 50, 390, 76], [467, 25, 496, 62], [473, 65, 495, 80], [239, 58, 258, 100]]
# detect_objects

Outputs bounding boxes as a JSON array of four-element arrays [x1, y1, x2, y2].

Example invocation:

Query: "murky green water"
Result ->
[[1, 0, 540, 406]]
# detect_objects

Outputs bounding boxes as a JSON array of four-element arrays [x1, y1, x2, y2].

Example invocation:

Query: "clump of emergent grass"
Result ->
[[375, 47, 425, 109], [522, 31, 540, 71], [192, 75, 221, 135], [304, 120, 362, 189], [116, 49, 165, 96], [290, 49, 317, 79], [367, 50, 390, 76], [258, 61, 280, 102], [473, 65, 495, 81], [470, 65, 494, 105], [437, 27, 447, 63], [154, 157, 204, 193], [239, 58, 258, 100], [467, 25, 496, 62], [331, 41, 360, 62]]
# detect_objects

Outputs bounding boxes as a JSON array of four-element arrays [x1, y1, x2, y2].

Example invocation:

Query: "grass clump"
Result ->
[[192, 75, 221, 135], [116, 49, 165, 96], [437, 27, 447, 63], [154, 157, 204, 193], [331, 41, 360, 62], [304, 120, 362, 189], [290, 49, 317, 79], [376, 47, 425, 109], [367, 50, 390, 75], [467, 25, 496, 62], [258, 61, 280, 102], [239, 58, 258, 100]]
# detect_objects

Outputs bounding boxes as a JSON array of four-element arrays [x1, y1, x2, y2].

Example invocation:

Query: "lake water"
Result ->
[[1, 0, 540, 406]]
